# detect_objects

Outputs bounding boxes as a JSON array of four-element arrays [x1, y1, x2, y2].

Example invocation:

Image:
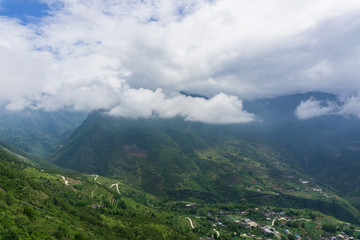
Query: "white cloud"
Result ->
[[108, 90, 254, 124], [294, 97, 337, 120], [0, 17, 50, 110], [295, 94, 360, 120], [337, 95, 360, 118], [2, 0, 360, 122]]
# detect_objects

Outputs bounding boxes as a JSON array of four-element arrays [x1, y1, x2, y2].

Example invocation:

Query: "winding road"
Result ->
[[185, 217, 194, 229], [272, 218, 276, 226], [109, 183, 121, 195], [213, 229, 220, 237], [91, 174, 99, 181], [90, 174, 101, 184], [61, 176, 68, 185], [294, 218, 310, 222]]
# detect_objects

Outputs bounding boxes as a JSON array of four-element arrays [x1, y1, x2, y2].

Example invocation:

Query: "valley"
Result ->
[[2, 147, 360, 239], [2, 94, 360, 239], [50, 112, 360, 224], [1, 0, 360, 238]]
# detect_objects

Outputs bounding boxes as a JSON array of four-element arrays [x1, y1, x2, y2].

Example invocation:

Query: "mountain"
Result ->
[[51, 105, 360, 223], [242, 93, 360, 210], [51, 112, 207, 196], [2, 144, 360, 239], [0, 145, 198, 239], [2, 92, 360, 238], [0, 108, 87, 157]]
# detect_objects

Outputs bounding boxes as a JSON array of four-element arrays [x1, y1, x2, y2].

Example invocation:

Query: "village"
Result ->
[[181, 202, 359, 240]]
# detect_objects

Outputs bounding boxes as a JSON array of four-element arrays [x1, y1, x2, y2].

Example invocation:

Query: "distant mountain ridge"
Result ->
[[51, 112, 206, 196], [0, 108, 86, 157], [243, 92, 337, 122], [2, 92, 360, 223], [3, 143, 360, 239], [50, 103, 360, 223], [243, 93, 360, 210]]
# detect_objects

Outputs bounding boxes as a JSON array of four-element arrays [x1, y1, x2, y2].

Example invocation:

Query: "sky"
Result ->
[[0, 0, 49, 22], [1, 0, 360, 123]]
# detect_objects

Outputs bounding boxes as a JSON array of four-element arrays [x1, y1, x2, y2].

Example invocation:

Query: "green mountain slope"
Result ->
[[0, 109, 86, 157], [242, 92, 360, 212], [3, 145, 360, 239], [0, 147, 197, 239], [51, 112, 360, 223], [51, 113, 202, 196]]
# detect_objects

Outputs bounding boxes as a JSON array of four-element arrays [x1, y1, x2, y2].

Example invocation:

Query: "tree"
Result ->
[[322, 224, 337, 233]]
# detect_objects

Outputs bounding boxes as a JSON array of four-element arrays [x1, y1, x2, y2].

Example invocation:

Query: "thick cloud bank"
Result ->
[[108, 90, 254, 124], [295, 94, 360, 120], [1, 0, 360, 123], [294, 98, 336, 119]]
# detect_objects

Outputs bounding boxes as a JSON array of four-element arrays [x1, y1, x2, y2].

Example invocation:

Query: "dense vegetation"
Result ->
[[0, 149, 196, 239], [242, 92, 360, 212], [2, 147, 360, 239], [2, 92, 360, 238], [0, 109, 86, 157], [51, 112, 360, 224]]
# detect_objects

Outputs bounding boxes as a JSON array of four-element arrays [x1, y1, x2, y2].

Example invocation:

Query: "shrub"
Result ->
[[322, 224, 337, 233], [23, 206, 35, 219], [286, 221, 298, 228], [74, 233, 86, 240], [5, 194, 14, 206]]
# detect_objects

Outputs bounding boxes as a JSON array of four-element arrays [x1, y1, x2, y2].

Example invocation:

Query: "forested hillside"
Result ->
[[0, 109, 86, 157], [51, 111, 360, 224], [0, 148, 196, 239], [2, 146, 360, 239]]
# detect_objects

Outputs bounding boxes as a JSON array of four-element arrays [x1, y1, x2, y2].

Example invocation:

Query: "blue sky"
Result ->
[[0, 0, 49, 23]]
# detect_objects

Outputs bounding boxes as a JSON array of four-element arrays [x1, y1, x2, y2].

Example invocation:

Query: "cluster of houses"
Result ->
[[187, 204, 358, 239], [206, 208, 306, 239], [280, 179, 330, 198], [320, 233, 356, 240]]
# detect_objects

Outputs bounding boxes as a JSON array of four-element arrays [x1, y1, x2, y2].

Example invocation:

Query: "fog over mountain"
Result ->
[[2, 0, 360, 123]]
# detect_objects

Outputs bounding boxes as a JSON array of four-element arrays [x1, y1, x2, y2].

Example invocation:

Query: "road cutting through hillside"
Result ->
[[90, 174, 101, 184], [61, 176, 68, 185], [272, 217, 277, 226], [213, 229, 220, 237], [294, 218, 310, 222], [91, 174, 99, 181], [185, 217, 194, 229], [110, 183, 121, 195]]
